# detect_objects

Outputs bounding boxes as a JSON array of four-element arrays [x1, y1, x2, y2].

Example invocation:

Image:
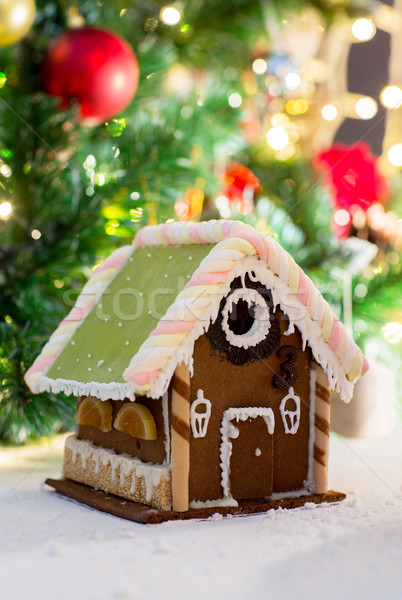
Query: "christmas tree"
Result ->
[[1, 0, 401, 443]]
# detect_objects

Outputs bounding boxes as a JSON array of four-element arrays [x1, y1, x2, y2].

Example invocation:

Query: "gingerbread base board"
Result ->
[[45, 478, 346, 524]]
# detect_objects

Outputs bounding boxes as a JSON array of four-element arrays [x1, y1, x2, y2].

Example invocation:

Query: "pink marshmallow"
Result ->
[[362, 355, 370, 376], [188, 223, 205, 244], [297, 266, 310, 306], [161, 223, 173, 245], [26, 356, 54, 375], [185, 272, 228, 288], [149, 321, 196, 337], [128, 369, 160, 386], [329, 318, 342, 352], [226, 231, 269, 262]]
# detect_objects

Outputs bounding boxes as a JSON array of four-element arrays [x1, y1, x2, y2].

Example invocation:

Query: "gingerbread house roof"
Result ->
[[25, 220, 368, 403]]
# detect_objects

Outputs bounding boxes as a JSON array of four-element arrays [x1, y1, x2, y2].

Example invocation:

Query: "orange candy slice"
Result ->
[[114, 403, 157, 440], [76, 396, 113, 432]]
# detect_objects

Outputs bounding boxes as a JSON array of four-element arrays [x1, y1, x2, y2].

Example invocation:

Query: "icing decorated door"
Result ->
[[220, 408, 275, 501]]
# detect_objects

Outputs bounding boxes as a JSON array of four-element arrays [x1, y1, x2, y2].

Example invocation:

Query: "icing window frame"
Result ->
[[206, 274, 282, 366], [221, 288, 271, 349]]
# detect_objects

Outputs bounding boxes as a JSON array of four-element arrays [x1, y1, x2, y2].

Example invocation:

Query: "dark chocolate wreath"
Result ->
[[206, 274, 281, 366]]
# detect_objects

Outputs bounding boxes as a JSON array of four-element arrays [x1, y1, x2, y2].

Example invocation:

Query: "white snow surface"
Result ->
[[1, 430, 402, 600]]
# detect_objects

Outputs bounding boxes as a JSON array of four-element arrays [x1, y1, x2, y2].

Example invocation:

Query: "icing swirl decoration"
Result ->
[[206, 275, 281, 366]]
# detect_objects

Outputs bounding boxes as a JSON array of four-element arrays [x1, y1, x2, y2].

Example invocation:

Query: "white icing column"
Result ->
[[313, 363, 331, 493]]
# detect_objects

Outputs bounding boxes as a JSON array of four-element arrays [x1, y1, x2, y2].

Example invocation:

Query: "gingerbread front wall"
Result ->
[[188, 313, 313, 504]]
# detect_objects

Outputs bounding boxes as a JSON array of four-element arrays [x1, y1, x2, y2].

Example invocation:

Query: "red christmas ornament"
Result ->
[[315, 143, 389, 239], [221, 162, 260, 214], [41, 27, 139, 126]]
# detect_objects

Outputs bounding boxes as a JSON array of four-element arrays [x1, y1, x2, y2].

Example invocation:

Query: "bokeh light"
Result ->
[[388, 143, 402, 167], [286, 99, 308, 115], [284, 72, 301, 90], [381, 322, 402, 344], [354, 283, 368, 298], [228, 93, 242, 108], [0, 164, 12, 177], [321, 104, 337, 121], [0, 200, 12, 219], [380, 85, 402, 109], [355, 97, 377, 119], [352, 18, 376, 42], [266, 127, 289, 151], [333, 209, 351, 227], [252, 58, 267, 75], [160, 6, 181, 26]]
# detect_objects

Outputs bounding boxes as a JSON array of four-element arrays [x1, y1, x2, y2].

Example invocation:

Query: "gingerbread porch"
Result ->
[[25, 220, 368, 521]]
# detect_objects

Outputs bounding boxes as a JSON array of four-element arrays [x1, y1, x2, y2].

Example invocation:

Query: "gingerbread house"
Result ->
[[25, 220, 368, 522]]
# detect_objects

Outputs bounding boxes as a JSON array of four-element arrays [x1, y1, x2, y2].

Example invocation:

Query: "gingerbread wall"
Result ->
[[188, 306, 312, 503]]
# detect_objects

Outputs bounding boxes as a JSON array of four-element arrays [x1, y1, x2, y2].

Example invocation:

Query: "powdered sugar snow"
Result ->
[[0, 431, 401, 600]]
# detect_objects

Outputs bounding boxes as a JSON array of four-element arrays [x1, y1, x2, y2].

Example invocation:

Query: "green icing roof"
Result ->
[[46, 244, 214, 384]]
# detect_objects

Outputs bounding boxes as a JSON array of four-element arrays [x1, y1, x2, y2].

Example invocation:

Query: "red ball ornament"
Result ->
[[41, 27, 139, 126]]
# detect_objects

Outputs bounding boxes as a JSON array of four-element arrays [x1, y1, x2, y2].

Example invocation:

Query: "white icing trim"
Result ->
[[220, 406, 275, 499], [221, 288, 271, 349], [38, 376, 136, 401], [268, 489, 310, 500], [65, 436, 170, 502], [189, 497, 239, 509], [228, 423, 239, 439], [279, 387, 301, 435], [190, 389, 212, 438]]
